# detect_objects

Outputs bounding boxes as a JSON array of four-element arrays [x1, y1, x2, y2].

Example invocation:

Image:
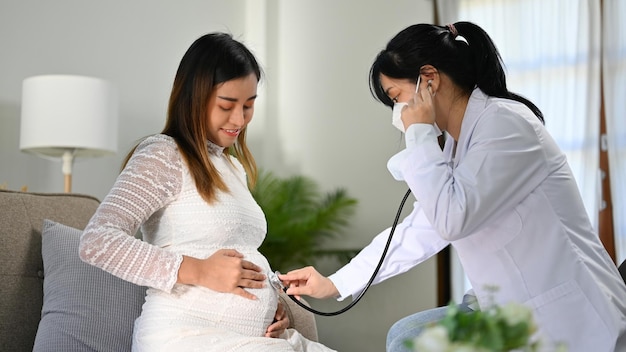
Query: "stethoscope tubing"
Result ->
[[283, 188, 413, 316]]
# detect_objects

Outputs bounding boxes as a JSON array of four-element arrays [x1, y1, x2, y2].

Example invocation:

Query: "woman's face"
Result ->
[[379, 74, 418, 105], [206, 73, 258, 147]]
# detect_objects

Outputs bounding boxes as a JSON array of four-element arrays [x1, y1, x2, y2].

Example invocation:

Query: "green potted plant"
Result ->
[[251, 169, 359, 272]]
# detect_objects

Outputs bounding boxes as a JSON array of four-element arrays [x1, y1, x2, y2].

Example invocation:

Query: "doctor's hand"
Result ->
[[278, 266, 339, 300], [402, 77, 436, 130], [177, 249, 266, 300]]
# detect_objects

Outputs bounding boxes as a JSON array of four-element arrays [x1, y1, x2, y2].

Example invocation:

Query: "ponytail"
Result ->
[[453, 22, 544, 123]]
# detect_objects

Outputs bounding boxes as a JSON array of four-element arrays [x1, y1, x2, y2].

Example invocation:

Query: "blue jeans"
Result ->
[[386, 296, 475, 352]]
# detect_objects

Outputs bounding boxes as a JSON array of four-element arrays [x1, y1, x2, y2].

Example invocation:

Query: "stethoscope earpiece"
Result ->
[[427, 80, 436, 96]]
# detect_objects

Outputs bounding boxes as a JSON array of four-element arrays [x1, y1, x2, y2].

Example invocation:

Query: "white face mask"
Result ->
[[391, 102, 408, 132], [389, 75, 443, 136], [390, 75, 420, 133]]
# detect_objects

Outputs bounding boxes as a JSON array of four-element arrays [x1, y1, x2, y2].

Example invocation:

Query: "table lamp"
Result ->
[[19, 75, 118, 193]]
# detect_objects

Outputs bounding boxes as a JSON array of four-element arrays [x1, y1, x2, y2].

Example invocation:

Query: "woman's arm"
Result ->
[[78, 135, 184, 292], [79, 135, 267, 297]]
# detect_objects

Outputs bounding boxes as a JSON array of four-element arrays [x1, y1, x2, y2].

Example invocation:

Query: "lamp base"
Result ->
[[64, 174, 72, 193], [62, 150, 74, 193]]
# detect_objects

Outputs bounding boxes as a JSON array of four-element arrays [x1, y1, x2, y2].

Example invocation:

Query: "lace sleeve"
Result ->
[[79, 135, 184, 292]]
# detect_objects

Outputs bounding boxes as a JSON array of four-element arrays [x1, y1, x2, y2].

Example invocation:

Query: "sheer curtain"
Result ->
[[435, 0, 459, 25], [448, 0, 603, 303], [602, 0, 626, 263]]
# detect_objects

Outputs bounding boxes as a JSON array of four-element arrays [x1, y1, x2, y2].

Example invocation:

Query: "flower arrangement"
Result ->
[[407, 295, 566, 352]]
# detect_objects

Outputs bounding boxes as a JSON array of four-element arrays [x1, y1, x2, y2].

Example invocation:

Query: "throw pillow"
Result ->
[[33, 220, 147, 352]]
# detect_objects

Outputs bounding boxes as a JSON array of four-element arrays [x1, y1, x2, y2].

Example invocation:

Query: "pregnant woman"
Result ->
[[79, 32, 335, 352]]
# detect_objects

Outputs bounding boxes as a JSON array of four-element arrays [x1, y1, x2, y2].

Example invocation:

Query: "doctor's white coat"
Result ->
[[329, 89, 626, 351]]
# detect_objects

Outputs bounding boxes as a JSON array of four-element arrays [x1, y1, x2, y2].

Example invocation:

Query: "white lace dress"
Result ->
[[79, 134, 336, 352]]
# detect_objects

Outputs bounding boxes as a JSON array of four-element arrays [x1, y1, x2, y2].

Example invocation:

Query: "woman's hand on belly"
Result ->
[[265, 300, 289, 338], [177, 249, 267, 300]]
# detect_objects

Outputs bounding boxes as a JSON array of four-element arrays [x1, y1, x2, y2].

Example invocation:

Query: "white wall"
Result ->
[[0, 0, 250, 197], [0, 1, 437, 351]]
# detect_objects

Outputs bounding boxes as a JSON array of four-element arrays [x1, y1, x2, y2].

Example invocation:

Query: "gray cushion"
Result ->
[[33, 220, 147, 352]]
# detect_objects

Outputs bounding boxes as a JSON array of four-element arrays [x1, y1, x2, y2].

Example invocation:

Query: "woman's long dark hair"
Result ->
[[124, 32, 262, 203], [369, 21, 544, 123]]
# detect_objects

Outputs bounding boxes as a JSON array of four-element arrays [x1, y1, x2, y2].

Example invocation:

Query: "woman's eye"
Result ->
[[244, 104, 253, 110]]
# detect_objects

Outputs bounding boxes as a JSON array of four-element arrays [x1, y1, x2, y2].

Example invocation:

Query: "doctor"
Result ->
[[279, 22, 626, 352]]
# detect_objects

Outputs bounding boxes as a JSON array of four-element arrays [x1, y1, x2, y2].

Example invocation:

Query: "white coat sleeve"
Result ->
[[328, 200, 449, 301]]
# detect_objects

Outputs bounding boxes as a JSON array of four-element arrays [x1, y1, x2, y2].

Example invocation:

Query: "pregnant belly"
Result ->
[[139, 251, 279, 337]]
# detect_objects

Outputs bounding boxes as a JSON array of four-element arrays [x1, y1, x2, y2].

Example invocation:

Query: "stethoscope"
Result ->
[[269, 188, 412, 316]]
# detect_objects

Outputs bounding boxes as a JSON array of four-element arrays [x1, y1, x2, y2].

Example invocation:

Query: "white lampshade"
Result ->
[[20, 74, 118, 158], [19, 74, 119, 192]]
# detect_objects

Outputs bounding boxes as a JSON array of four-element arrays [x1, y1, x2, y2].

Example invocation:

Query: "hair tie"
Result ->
[[447, 23, 458, 37], [447, 23, 468, 45]]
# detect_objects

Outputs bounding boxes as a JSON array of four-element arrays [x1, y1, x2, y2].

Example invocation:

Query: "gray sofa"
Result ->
[[0, 189, 318, 351]]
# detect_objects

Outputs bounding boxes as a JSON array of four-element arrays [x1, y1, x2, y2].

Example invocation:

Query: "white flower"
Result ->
[[500, 302, 534, 327], [413, 325, 450, 352], [410, 288, 556, 351]]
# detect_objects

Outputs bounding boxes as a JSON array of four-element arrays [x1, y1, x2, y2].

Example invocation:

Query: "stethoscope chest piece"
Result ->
[[269, 270, 286, 292]]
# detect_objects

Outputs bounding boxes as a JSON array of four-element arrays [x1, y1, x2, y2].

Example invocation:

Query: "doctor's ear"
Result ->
[[419, 65, 439, 96], [419, 65, 438, 81]]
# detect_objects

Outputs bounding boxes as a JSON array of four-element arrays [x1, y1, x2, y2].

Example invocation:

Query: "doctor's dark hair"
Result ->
[[369, 21, 544, 123], [124, 32, 262, 203]]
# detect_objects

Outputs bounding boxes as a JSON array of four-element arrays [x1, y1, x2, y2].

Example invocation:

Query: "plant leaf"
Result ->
[[252, 169, 359, 271]]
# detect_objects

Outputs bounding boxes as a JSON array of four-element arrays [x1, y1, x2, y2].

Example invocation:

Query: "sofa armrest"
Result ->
[[0, 190, 101, 352], [279, 291, 318, 342]]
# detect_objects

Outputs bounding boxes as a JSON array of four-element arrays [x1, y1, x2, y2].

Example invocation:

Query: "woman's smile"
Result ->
[[222, 128, 240, 137]]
